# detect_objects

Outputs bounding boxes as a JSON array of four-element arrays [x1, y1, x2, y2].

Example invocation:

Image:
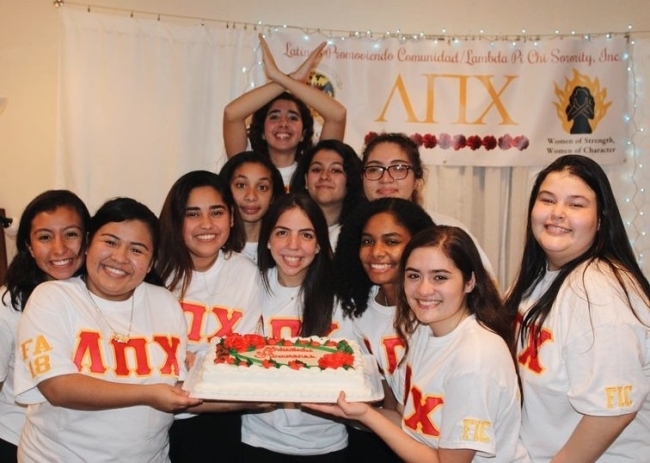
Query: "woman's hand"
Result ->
[[259, 33, 327, 84], [146, 383, 203, 413], [303, 391, 371, 420], [259, 34, 285, 83], [290, 40, 327, 83]]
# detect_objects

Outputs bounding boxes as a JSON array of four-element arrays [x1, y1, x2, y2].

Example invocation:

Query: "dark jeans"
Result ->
[[345, 425, 400, 462], [169, 412, 242, 463], [0, 437, 18, 463]]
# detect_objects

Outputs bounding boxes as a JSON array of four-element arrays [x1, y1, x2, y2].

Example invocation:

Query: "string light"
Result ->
[[60, 1, 649, 273]]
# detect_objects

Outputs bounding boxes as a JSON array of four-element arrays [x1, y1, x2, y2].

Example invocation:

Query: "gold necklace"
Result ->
[[86, 288, 135, 344]]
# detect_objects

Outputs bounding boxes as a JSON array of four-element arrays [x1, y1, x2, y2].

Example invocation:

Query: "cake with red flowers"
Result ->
[[188, 334, 381, 402]]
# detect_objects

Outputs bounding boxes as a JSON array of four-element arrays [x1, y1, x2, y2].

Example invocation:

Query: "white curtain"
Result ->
[[56, 7, 650, 288], [56, 8, 255, 214]]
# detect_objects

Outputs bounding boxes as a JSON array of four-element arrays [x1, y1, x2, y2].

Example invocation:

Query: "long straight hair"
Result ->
[[157, 170, 245, 298], [257, 193, 335, 336], [504, 155, 650, 350]]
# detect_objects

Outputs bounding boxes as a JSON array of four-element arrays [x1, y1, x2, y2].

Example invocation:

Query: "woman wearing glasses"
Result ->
[[361, 132, 495, 276]]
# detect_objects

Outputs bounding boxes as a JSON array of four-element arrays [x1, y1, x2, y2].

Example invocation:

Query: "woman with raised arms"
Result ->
[[223, 35, 346, 187]]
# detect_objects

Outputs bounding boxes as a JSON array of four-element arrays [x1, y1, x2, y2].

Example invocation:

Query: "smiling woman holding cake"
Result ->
[[308, 226, 530, 462], [241, 192, 349, 461], [13, 198, 201, 463], [157, 170, 264, 463]]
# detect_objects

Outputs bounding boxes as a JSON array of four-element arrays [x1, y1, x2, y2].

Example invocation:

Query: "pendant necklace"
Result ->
[[86, 287, 135, 344]]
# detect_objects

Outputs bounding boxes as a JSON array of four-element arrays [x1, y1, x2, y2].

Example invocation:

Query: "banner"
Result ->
[[263, 31, 629, 166]]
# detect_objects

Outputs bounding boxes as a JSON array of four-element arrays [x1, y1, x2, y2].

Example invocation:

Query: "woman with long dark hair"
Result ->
[[241, 192, 349, 461], [158, 170, 263, 463], [504, 154, 650, 461], [308, 226, 529, 463], [0, 190, 90, 462]]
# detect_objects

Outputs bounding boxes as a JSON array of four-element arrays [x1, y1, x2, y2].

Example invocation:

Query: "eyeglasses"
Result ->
[[363, 164, 413, 180]]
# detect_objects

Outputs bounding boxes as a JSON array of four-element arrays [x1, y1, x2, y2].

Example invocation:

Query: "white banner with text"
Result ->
[[263, 31, 628, 166]]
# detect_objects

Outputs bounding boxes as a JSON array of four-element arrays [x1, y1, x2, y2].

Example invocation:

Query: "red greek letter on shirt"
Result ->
[[182, 301, 205, 342], [382, 336, 405, 375], [181, 301, 244, 342], [518, 324, 553, 374], [153, 335, 182, 376], [269, 318, 302, 338], [73, 331, 108, 374], [403, 385, 444, 436], [209, 306, 244, 338], [112, 338, 151, 376]]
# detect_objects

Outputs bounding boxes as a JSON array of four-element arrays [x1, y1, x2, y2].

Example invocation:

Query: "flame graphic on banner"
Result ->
[[553, 69, 612, 134]]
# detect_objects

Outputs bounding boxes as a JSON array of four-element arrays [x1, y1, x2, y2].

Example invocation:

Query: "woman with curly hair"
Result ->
[[223, 35, 346, 188], [333, 197, 433, 461], [290, 139, 365, 247]]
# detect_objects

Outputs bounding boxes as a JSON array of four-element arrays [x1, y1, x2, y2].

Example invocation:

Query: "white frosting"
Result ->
[[193, 336, 376, 402]]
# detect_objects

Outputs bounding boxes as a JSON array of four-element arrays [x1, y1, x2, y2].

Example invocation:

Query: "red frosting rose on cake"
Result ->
[[319, 351, 354, 369], [223, 334, 248, 352]]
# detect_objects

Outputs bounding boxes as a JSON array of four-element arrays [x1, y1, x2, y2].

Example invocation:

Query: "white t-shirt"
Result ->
[[172, 250, 263, 421], [0, 289, 25, 445], [403, 315, 530, 462], [14, 277, 189, 463], [328, 223, 342, 250], [278, 163, 297, 190], [242, 241, 258, 263], [174, 250, 262, 355], [517, 261, 650, 462], [353, 286, 408, 403], [241, 267, 348, 455]]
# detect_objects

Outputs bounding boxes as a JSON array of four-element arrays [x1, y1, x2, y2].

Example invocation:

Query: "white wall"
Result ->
[[1, 0, 649, 261]]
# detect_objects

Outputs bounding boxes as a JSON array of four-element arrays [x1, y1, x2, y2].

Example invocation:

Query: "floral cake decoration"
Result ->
[[214, 334, 355, 370]]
